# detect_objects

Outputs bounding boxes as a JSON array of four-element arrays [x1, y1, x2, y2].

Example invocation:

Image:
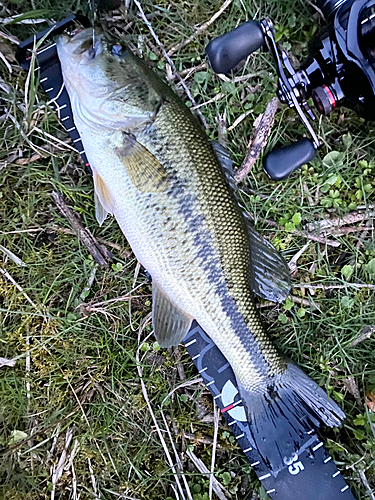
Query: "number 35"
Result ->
[[288, 460, 305, 475]]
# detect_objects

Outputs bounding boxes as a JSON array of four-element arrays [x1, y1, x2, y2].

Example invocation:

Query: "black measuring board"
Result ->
[[16, 14, 91, 168], [16, 15, 356, 500], [183, 322, 355, 500]]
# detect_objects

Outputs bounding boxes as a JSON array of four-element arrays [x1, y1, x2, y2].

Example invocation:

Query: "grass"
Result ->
[[1, 0, 375, 498]]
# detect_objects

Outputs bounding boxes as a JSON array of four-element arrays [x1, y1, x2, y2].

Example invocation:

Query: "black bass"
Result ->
[[57, 29, 345, 472]]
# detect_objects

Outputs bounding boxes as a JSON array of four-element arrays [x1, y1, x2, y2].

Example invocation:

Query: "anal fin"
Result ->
[[152, 283, 193, 348]]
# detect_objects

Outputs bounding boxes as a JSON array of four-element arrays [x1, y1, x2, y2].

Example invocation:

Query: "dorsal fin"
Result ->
[[245, 215, 291, 303]]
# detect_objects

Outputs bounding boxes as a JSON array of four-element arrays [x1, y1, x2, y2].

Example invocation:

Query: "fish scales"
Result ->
[[57, 29, 345, 473]]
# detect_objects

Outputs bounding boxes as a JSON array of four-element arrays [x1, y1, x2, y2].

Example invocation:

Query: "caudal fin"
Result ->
[[237, 363, 345, 473]]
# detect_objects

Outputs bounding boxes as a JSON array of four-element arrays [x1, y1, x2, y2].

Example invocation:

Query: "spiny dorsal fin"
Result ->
[[115, 133, 169, 192], [152, 282, 193, 348], [245, 215, 290, 303], [92, 168, 115, 226]]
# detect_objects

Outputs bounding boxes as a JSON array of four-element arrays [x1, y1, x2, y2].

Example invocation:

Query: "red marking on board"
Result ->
[[221, 404, 234, 413]]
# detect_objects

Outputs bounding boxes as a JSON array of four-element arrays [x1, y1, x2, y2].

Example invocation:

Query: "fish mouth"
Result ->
[[57, 28, 102, 61]]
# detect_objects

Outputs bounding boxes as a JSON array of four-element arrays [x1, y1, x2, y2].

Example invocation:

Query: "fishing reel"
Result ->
[[206, 0, 375, 181]]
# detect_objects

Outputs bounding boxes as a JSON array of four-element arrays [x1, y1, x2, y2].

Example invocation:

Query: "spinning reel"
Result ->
[[206, 0, 375, 181]]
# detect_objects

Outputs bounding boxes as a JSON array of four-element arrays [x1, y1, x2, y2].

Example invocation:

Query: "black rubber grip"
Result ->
[[206, 21, 265, 74], [263, 139, 317, 181]]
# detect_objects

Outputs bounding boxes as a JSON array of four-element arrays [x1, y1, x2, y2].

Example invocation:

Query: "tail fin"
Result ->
[[237, 363, 345, 473]]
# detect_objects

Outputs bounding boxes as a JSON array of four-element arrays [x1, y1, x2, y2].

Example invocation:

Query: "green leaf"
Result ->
[[220, 472, 231, 486], [341, 296, 354, 308], [297, 307, 306, 318], [343, 133, 352, 148], [283, 297, 294, 311], [333, 390, 345, 402], [323, 151, 344, 169], [221, 82, 236, 94], [292, 212, 302, 225], [194, 72, 209, 85], [353, 414, 366, 426], [153, 341, 161, 352], [4, 9, 52, 24], [353, 429, 365, 440], [341, 264, 354, 280], [8, 430, 28, 444], [365, 258, 375, 275], [180, 394, 188, 403], [141, 342, 150, 352], [284, 221, 295, 232], [288, 13, 296, 28], [278, 313, 288, 324], [192, 483, 201, 493]]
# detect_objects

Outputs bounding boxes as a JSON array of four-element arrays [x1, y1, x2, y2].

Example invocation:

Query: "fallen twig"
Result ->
[[216, 110, 228, 147], [349, 325, 375, 347], [88, 458, 100, 500], [234, 98, 279, 183], [262, 219, 340, 247], [0, 357, 16, 367], [51, 428, 74, 500], [259, 295, 313, 309], [307, 211, 375, 233], [288, 242, 311, 273], [227, 109, 253, 133], [162, 378, 204, 405], [168, 62, 207, 82], [167, 0, 234, 56], [186, 450, 231, 500], [293, 283, 375, 291], [359, 470, 375, 500], [0, 267, 42, 312], [51, 191, 113, 266]]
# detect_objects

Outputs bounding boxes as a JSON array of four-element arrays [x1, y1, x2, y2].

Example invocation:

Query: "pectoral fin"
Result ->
[[92, 168, 116, 226], [246, 217, 291, 303], [152, 283, 193, 348], [115, 133, 169, 192]]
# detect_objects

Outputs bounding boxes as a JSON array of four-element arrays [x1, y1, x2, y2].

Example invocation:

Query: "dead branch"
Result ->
[[234, 97, 279, 183], [51, 191, 113, 266], [307, 211, 375, 233], [293, 283, 375, 291], [0, 357, 16, 367], [187, 450, 231, 500], [262, 219, 340, 247]]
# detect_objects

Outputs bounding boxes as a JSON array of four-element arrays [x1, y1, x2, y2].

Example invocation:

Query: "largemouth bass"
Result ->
[[57, 29, 345, 472]]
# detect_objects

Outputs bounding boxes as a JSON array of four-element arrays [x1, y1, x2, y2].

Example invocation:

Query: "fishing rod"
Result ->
[[206, 0, 375, 181], [15, 11, 357, 500]]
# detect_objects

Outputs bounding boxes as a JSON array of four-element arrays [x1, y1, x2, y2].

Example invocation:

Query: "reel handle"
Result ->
[[205, 21, 265, 74], [263, 139, 317, 181]]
